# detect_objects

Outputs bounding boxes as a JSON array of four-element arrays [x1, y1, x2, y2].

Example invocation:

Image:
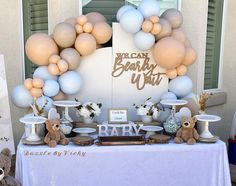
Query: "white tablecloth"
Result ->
[[15, 140, 231, 186]]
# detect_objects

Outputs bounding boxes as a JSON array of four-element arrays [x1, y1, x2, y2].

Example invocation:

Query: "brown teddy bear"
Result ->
[[0, 148, 20, 186], [174, 116, 199, 145], [44, 119, 69, 148]]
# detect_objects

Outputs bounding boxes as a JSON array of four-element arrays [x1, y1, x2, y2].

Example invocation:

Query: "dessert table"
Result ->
[[15, 140, 231, 186]]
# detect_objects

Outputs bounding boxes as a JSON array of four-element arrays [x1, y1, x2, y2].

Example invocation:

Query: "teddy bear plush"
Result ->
[[44, 119, 69, 148], [0, 148, 20, 186], [174, 116, 199, 145]]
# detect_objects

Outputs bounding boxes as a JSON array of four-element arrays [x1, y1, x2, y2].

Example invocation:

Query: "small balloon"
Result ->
[[86, 12, 106, 25], [24, 78, 33, 90], [149, 15, 159, 24], [48, 64, 60, 76], [60, 48, 81, 70], [43, 80, 60, 97], [161, 91, 177, 101], [142, 20, 153, 33], [32, 78, 44, 88], [57, 59, 69, 73], [76, 15, 88, 26], [30, 88, 43, 98], [177, 65, 187, 76], [33, 66, 57, 81], [182, 47, 197, 66], [49, 54, 60, 64], [91, 22, 112, 44], [161, 8, 183, 29], [151, 23, 162, 35], [116, 5, 135, 22], [166, 69, 178, 79], [134, 31, 155, 51], [138, 0, 160, 18], [74, 33, 96, 56], [83, 22, 93, 33], [155, 18, 172, 40], [75, 24, 83, 34]]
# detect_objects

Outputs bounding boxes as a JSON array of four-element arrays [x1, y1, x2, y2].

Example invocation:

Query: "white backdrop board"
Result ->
[[0, 55, 15, 153], [73, 23, 168, 122]]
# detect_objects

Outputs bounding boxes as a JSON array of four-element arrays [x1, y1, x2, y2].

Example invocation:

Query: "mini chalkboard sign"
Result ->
[[108, 109, 128, 124]]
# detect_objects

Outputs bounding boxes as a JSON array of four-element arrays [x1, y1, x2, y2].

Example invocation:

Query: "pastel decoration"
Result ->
[[156, 108, 171, 123], [53, 23, 76, 48], [75, 24, 83, 34], [168, 76, 193, 98], [43, 80, 60, 97], [161, 8, 183, 29], [60, 48, 81, 70], [36, 96, 54, 116], [86, 12, 107, 25], [64, 17, 77, 26], [53, 91, 66, 101], [49, 54, 60, 64], [116, 5, 135, 22], [182, 47, 197, 66], [120, 9, 144, 34], [30, 88, 43, 98], [83, 22, 93, 33], [32, 78, 44, 88], [33, 66, 57, 81], [58, 71, 83, 95], [25, 33, 58, 66], [166, 68, 177, 79], [155, 18, 172, 40], [142, 20, 153, 33], [75, 33, 96, 56], [11, 85, 34, 108], [138, 0, 160, 18], [160, 92, 177, 101], [91, 22, 112, 44], [134, 31, 155, 51], [76, 15, 88, 26], [176, 65, 187, 76], [175, 107, 192, 121], [48, 108, 60, 120], [24, 78, 33, 90], [48, 64, 60, 76], [151, 23, 162, 35], [149, 15, 159, 24], [153, 37, 186, 69], [57, 59, 69, 73], [171, 29, 186, 43]]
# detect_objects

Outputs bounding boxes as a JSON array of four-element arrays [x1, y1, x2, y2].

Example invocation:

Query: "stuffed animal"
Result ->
[[0, 148, 20, 186], [44, 119, 69, 147], [174, 116, 199, 145]]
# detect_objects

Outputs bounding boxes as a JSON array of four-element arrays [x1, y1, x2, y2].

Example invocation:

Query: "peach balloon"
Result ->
[[53, 91, 66, 100], [49, 54, 61, 64], [76, 15, 88, 26], [171, 29, 186, 43], [64, 17, 77, 26], [83, 22, 93, 33], [57, 59, 69, 73], [149, 15, 159, 24], [153, 37, 186, 70], [166, 69, 177, 79], [91, 22, 112, 44], [24, 78, 33, 90], [142, 20, 153, 33], [177, 65, 187, 76], [53, 23, 76, 48], [30, 88, 43, 98], [182, 47, 197, 66], [75, 24, 83, 34], [155, 18, 172, 40], [161, 8, 183, 29], [86, 12, 106, 25], [32, 78, 44, 88], [184, 39, 191, 47], [75, 33, 96, 56], [151, 23, 162, 35], [25, 33, 58, 66], [60, 48, 81, 70], [48, 64, 60, 75]]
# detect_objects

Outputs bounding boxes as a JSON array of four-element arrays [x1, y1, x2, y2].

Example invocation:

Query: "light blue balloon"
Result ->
[[11, 85, 33, 108], [138, 0, 160, 18], [161, 92, 177, 100], [134, 31, 155, 51], [168, 76, 193, 98], [116, 5, 135, 22], [43, 80, 60, 97], [58, 71, 82, 95], [157, 108, 171, 123], [120, 9, 144, 34], [33, 66, 57, 81], [36, 96, 54, 116]]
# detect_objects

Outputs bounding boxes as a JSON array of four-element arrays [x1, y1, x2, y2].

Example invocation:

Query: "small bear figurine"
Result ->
[[0, 148, 20, 186], [44, 119, 69, 148], [174, 116, 199, 145]]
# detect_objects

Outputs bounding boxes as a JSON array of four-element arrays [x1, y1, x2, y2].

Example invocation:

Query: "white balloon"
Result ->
[[11, 85, 33, 108], [175, 107, 192, 122], [168, 76, 193, 98], [138, 0, 160, 18], [33, 66, 57, 81], [120, 9, 144, 34], [116, 5, 135, 22], [36, 96, 54, 116], [43, 80, 60, 97], [58, 71, 83, 95], [134, 31, 155, 51]]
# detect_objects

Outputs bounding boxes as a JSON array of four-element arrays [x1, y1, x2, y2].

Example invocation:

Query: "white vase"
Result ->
[[83, 117, 94, 124], [141, 115, 153, 123]]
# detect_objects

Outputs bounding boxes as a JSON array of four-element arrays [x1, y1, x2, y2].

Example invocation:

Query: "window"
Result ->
[[23, 0, 48, 78], [204, 0, 224, 89]]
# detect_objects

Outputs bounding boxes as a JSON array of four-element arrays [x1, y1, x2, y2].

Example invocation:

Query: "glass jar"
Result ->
[[60, 111, 73, 135], [163, 109, 181, 136]]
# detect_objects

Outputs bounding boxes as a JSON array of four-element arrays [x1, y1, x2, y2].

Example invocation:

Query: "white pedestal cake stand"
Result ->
[[53, 100, 80, 122], [160, 99, 188, 113], [141, 126, 163, 138]]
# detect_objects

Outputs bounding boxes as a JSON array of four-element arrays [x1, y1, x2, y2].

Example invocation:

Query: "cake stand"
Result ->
[[20, 116, 46, 143], [160, 100, 188, 113], [195, 114, 221, 140], [141, 126, 163, 138], [73, 128, 96, 136], [53, 100, 80, 122]]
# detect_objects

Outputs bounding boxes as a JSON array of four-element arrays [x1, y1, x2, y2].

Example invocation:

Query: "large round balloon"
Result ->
[[160, 92, 177, 101], [25, 33, 58, 65], [53, 23, 76, 48], [138, 0, 160, 18], [33, 66, 58, 81], [92, 22, 112, 44], [155, 18, 172, 40], [168, 76, 193, 98], [74, 33, 96, 56], [86, 12, 106, 25], [182, 47, 197, 66], [36, 96, 54, 116], [134, 31, 155, 51], [43, 80, 60, 97], [60, 48, 81, 70], [64, 17, 77, 26], [171, 29, 186, 43], [120, 9, 144, 34], [153, 37, 186, 69], [116, 5, 135, 22], [11, 85, 34, 108], [161, 9, 183, 29], [58, 71, 83, 95]]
